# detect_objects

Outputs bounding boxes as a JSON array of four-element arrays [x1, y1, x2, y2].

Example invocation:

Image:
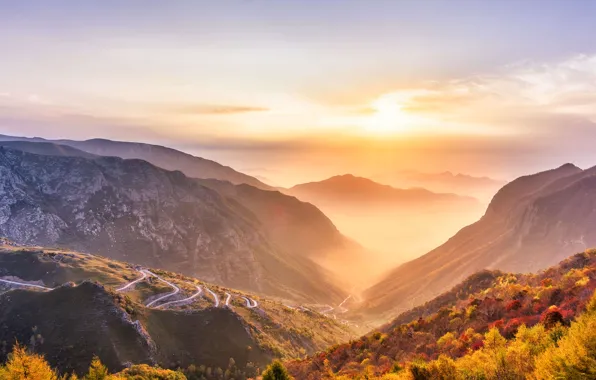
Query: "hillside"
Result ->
[[0, 147, 348, 304], [199, 179, 368, 288], [0, 244, 354, 376], [360, 163, 596, 320], [287, 248, 596, 379], [0, 134, 273, 190]]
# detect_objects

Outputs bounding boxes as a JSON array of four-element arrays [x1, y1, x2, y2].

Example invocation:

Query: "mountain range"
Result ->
[[0, 143, 356, 303], [286, 174, 478, 210], [375, 170, 506, 200], [2, 134, 596, 378]]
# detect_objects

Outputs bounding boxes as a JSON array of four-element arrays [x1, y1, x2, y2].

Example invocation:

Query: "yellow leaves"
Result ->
[[84, 356, 109, 380], [483, 328, 506, 351], [1, 346, 55, 380], [116, 364, 186, 379], [575, 276, 589, 287], [1, 344, 57, 380], [587, 290, 596, 314], [465, 305, 477, 319], [533, 305, 596, 379], [437, 332, 455, 349]]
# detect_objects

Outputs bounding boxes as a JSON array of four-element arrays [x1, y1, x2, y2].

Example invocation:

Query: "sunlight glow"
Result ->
[[361, 94, 417, 135]]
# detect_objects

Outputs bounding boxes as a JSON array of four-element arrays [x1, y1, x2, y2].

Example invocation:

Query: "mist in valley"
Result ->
[[285, 177, 491, 289]]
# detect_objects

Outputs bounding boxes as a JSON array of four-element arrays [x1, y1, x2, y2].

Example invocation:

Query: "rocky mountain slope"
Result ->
[[0, 134, 272, 190], [0, 245, 354, 375], [0, 147, 348, 303], [360, 163, 595, 321]]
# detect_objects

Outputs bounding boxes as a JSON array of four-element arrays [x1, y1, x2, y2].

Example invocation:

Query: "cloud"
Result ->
[[376, 54, 596, 134], [170, 104, 270, 115]]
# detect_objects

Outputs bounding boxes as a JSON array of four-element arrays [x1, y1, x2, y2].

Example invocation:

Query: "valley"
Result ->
[[2, 3, 596, 379]]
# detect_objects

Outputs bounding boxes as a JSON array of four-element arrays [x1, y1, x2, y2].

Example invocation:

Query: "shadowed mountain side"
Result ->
[[360, 163, 596, 321], [142, 307, 270, 370], [0, 282, 155, 374], [198, 178, 373, 289]]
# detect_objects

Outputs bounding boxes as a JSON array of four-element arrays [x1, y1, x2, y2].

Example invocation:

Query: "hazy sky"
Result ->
[[2, 1, 596, 185]]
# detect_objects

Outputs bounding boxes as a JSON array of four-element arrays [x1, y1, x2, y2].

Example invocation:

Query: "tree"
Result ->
[[533, 291, 596, 379], [541, 306, 565, 329], [262, 360, 293, 380], [1, 344, 57, 380], [117, 364, 186, 379], [85, 356, 109, 380]]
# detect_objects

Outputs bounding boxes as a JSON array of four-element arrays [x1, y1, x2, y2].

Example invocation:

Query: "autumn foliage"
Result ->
[[286, 249, 596, 379]]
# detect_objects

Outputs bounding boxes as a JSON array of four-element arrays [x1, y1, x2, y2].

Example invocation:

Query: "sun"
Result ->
[[362, 95, 412, 134]]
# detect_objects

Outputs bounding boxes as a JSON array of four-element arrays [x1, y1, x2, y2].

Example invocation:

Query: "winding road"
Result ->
[[336, 295, 352, 313], [205, 287, 220, 307], [320, 305, 334, 313], [0, 278, 53, 291], [241, 296, 258, 308], [116, 269, 147, 291], [114, 268, 259, 310], [144, 270, 181, 308], [157, 285, 203, 309]]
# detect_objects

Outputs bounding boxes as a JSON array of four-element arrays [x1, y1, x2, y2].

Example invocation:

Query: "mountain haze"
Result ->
[[286, 174, 484, 274], [376, 170, 506, 200], [287, 174, 478, 209]]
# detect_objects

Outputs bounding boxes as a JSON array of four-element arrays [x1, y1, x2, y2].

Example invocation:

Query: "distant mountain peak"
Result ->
[[558, 162, 581, 170], [288, 174, 477, 206]]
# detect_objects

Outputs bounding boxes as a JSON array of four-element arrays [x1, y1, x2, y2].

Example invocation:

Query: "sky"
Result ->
[[2, 1, 596, 186]]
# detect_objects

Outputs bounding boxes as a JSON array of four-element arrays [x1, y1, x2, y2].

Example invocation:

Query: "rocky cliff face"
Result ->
[[0, 147, 344, 302], [361, 163, 596, 320]]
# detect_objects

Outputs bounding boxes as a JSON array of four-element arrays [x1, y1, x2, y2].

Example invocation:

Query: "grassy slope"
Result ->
[[0, 245, 353, 375]]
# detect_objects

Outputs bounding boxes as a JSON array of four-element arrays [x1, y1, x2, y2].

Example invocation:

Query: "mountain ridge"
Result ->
[[359, 162, 595, 321], [0, 134, 273, 190], [287, 174, 478, 206]]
